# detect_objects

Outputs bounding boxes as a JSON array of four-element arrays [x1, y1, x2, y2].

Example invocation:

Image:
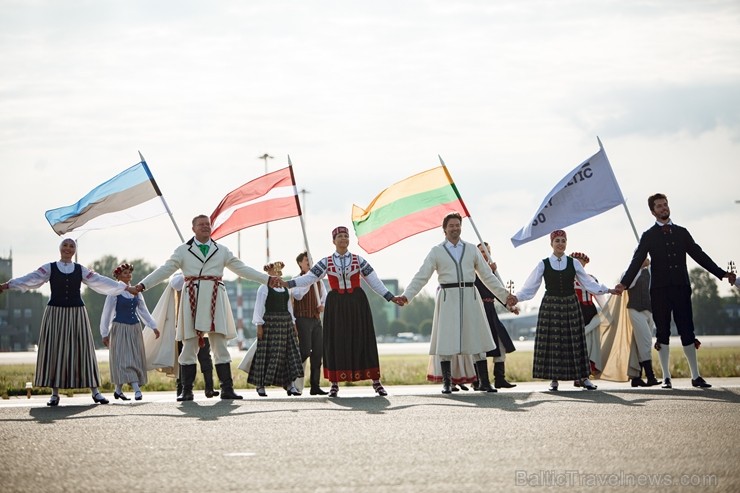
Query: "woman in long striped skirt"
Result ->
[[248, 262, 304, 397], [100, 263, 160, 401], [0, 239, 128, 406], [507, 230, 617, 391]]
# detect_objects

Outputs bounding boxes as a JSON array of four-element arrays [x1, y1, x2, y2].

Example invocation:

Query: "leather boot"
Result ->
[[203, 370, 219, 398], [493, 361, 516, 389], [474, 360, 497, 393], [215, 363, 243, 400], [177, 364, 196, 401], [642, 360, 660, 386], [440, 361, 452, 394]]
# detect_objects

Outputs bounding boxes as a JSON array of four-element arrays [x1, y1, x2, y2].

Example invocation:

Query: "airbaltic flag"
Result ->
[[352, 166, 469, 254], [45, 162, 166, 235], [210, 166, 301, 241], [510, 146, 625, 247]]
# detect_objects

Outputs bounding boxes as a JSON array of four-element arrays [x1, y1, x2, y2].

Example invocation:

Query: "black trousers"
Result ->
[[650, 285, 695, 346], [296, 316, 323, 388]]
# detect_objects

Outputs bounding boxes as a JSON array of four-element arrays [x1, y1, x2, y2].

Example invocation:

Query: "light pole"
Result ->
[[258, 153, 274, 264]]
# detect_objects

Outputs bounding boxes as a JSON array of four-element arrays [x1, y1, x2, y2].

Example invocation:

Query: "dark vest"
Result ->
[[627, 269, 651, 312], [265, 288, 290, 313], [48, 262, 84, 307], [293, 279, 321, 319], [543, 256, 576, 297], [113, 295, 140, 324]]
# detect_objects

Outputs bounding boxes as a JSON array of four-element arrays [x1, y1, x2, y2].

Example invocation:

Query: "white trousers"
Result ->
[[180, 333, 231, 365], [628, 308, 655, 362]]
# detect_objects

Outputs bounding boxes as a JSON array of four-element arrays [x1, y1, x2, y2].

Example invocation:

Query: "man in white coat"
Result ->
[[131, 215, 279, 401], [398, 212, 510, 394]]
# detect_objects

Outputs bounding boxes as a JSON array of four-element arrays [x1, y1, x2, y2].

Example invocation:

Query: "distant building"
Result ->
[[0, 255, 47, 351]]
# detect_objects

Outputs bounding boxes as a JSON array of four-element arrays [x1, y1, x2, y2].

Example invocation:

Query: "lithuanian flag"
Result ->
[[352, 166, 469, 253]]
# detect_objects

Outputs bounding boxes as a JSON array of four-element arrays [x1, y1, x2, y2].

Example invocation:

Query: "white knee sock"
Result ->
[[90, 387, 100, 396], [658, 345, 671, 380], [682, 344, 700, 380]]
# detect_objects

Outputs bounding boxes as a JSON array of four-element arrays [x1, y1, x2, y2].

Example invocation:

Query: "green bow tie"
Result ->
[[198, 244, 209, 256]]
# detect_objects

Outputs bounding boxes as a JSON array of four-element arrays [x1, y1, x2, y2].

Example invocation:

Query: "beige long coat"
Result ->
[[402, 241, 509, 356], [139, 239, 268, 341]]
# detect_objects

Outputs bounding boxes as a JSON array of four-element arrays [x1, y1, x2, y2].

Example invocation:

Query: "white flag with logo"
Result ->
[[510, 147, 625, 247]]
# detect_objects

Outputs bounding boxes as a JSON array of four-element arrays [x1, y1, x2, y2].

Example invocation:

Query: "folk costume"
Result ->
[[288, 249, 395, 398], [619, 220, 726, 388], [247, 285, 304, 395], [402, 240, 509, 393], [515, 253, 611, 387], [624, 266, 659, 386], [138, 237, 269, 400], [291, 275, 327, 394], [6, 261, 126, 404], [475, 269, 517, 389], [100, 290, 157, 399]]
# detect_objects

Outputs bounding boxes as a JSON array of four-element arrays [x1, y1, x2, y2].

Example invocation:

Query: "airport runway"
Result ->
[[1, 379, 739, 492]]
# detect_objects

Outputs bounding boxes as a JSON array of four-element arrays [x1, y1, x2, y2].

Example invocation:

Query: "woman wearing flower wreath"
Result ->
[[100, 262, 160, 401]]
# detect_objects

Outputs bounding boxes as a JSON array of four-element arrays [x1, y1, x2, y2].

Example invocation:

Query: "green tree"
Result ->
[[399, 291, 435, 332], [689, 268, 728, 333], [83, 256, 165, 347], [389, 319, 410, 336]]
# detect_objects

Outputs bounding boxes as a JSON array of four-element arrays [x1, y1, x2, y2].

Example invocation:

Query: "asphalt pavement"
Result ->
[[1, 379, 739, 493]]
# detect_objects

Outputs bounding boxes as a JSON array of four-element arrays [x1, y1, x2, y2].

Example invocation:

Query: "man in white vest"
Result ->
[[131, 215, 280, 401]]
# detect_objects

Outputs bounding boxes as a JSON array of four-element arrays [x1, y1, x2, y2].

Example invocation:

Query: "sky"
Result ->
[[1, 0, 739, 309]]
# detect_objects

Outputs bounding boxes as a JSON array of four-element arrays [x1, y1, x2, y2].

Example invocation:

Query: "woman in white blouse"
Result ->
[[0, 238, 128, 406], [100, 263, 160, 401], [507, 230, 617, 392]]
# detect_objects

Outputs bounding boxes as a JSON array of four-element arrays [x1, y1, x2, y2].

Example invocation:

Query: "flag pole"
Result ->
[[288, 155, 322, 300], [138, 151, 184, 243], [596, 138, 639, 243], [438, 154, 505, 304]]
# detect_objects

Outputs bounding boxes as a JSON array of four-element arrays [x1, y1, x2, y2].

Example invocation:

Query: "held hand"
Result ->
[[608, 288, 621, 295], [0, 282, 8, 292], [102, 336, 110, 348], [153, 328, 160, 340], [125, 286, 139, 295], [614, 283, 626, 295], [392, 296, 408, 306], [506, 294, 518, 307], [318, 305, 324, 313], [490, 261, 497, 272], [508, 305, 520, 315], [257, 325, 264, 341], [728, 272, 737, 285]]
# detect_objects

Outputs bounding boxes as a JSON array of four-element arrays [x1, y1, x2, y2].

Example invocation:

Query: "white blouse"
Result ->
[[515, 254, 611, 302], [8, 261, 127, 295], [252, 284, 295, 326], [100, 291, 158, 338], [290, 252, 391, 298]]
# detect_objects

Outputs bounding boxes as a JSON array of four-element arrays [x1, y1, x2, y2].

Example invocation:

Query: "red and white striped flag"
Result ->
[[210, 166, 301, 240]]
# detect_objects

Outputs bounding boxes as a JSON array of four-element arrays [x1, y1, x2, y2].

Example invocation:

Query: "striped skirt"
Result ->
[[532, 294, 591, 380], [34, 305, 102, 389], [109, 322, 148, 385], [247, 312, 304, 388]]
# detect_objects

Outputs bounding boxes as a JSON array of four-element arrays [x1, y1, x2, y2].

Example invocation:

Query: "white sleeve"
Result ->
[[81, 266, 127, 295], [7, 264, 52, 291], [252, 285, 268, 325], [574, 261, 611, 295], [100, 295, 117, 338], [291, 281, 311, 301], [287, 294, 295, 324], [318, 281, 327, 305], [169, 273, 185, 291], [135, 293, 158, 329], [515, 261, 545, 302]]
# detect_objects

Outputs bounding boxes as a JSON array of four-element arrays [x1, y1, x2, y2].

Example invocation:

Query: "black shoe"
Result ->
[[458, 383, 470, 391], [177, 390, 194, 401], [47, 395, 60, 407], [256, 387, 267, 397], [287, 386, 301, 396], [114, 391, 131, 401], [549, 380, 559, 392], [220, 387, 243, 400], [92, 393, 109, 404], [328, 384, 339, 398], [373, 382, 387, 397], [691, 377, 712, 388], [631, 378, 647, 388], [134, 391, 142, 401], [645, 377, 660, 386], [662, 378, 672, 389], [204, 389, 220, 398], [310, 387, 328, 395], [581, 379, 598, 390]]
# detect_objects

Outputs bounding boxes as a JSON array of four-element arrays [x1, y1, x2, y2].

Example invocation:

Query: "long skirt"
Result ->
[[426, 355, 477, 384], [532, 294, 590, 380], [109, 321, 148, 385], [248, 312, 303, 387], [34, 305, 102, 389], [323, 288, 381, 382]]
